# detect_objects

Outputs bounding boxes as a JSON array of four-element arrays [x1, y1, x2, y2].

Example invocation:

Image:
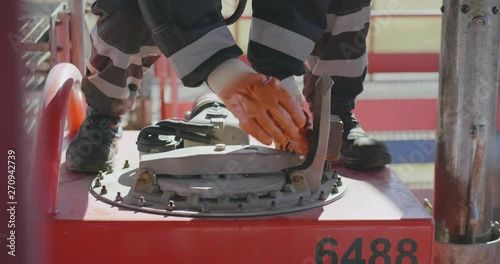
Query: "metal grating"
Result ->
[[22, 51, 51, 71], [19, 16, 51, 44], [20, 2, 65, 17], [19, 2, 65, 43], [19, 1, 68, 90], [20, 1, 68, 141], [360, 80, 439, 100]]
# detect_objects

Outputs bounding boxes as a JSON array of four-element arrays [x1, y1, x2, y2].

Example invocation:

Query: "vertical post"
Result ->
[[434, 0, 500, 263], [56, 13, 72, 63], [167, 60, 180, 118], [69, 0, 85, 74], [233, 0, 240, 45], [367, 0, 376, 79], [154, 56, 169, 119]]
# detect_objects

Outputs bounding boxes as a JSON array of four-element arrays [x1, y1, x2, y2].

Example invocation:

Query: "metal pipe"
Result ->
[[167, 59, 180, 118], [154, 56, 168, 119], [19, 43, 51, 52], [370, 9, 442, 18], [69, 0, 85, 74], [30, 63, 83, 214], [56, 13, 72, 64], [233, 0, 240, 45], [434, 0, 499, 252]]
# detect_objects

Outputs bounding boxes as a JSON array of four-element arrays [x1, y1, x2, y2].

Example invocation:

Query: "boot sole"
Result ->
[[339, 150, 392, 170], [65, 158, 115, 174]]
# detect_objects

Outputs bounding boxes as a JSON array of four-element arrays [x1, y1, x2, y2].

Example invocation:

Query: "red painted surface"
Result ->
[[48, 219, 432, 264], [354, 99, 438, 131], [43, 131, 434, 263], [368, 53, 440, 74], [162, 97, 500, 131], [238, 53, 440, 74], [354, 97, 500, 131]]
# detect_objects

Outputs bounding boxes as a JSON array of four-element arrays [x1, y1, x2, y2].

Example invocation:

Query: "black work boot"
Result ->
[[65, 106, 122, 173], [337, 111, 392, 170], [303, 72, 390, 169]]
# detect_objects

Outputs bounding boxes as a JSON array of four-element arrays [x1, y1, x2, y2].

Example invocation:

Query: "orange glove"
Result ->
[[275, 111, 312, 154], [218, 73, 307, 146], [273, 76, 313, 155]]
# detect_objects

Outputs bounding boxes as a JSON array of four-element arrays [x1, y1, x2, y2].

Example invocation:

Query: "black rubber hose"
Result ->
[[137, 125, 218, 145], [225, 0, 247, 25], [156, 120, 218, 135]]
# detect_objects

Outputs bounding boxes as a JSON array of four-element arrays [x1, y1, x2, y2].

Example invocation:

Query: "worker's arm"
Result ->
[[207, 59, 307, 149], [138, 0, 323, 153]]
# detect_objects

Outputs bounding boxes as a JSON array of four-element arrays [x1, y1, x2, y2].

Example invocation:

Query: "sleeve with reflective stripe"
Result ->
[[304, 0, 372, 104], [138, 0, 243, 87], [248, 0, 331, 79]]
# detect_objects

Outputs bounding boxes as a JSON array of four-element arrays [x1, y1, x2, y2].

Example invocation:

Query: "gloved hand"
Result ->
[[271, 76, 313, 155], [274, 110, 312, 154], [217, 73, 307, 146]]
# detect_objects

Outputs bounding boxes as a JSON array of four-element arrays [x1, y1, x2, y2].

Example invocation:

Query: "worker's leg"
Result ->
[[248, 0, 330, 79], [246, 0, 330, 99], [66, 0, 162, 172], [304, 0, 392, 169], [138, 1, 312, 148], [241, 0, 330, 153], [138, 0, 244, 88]]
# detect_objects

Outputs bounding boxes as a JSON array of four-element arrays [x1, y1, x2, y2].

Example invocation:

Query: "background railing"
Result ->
[[156, 6, 444, 120], [368, 9, 441, 73], [230, 9, 442, 74]]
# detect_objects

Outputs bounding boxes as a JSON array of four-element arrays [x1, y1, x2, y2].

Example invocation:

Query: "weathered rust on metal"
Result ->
[[434, 0, 499, 262], [467, 125, 487, 243], [69, 0, 85, 74], [434, 236, 500, 263], [327, 115, 343, 161]]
